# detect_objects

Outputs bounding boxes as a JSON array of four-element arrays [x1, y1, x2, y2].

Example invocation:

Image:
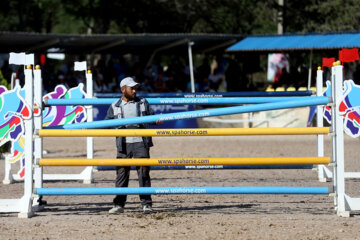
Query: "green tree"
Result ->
[[0, 0, 84, 33], [0, 0, 359, 35], [284, 0, 360, 33], [190, 0, 277, 34]]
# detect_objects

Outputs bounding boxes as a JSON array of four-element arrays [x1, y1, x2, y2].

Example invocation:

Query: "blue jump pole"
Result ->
[[96, 165, 313, 171], [95, 91, 314, 98], [46, 97, 330, 129], [36, 186, 330, 195], [45, 96, 322, 106]]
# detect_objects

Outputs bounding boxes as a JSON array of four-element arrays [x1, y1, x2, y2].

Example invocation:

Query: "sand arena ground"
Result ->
[[0, 135, 360, 239]]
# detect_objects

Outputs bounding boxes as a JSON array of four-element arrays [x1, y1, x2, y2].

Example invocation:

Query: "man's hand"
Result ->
[[156, 113, 163, 125], [156, 119, 163, 125]]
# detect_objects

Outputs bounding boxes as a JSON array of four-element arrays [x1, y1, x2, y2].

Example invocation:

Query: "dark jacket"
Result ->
[[105, 97, 154, 152]]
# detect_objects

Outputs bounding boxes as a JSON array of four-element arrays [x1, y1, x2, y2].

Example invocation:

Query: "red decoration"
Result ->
[[40, 54, 46, 65], [339, 48, 359, 63], [322, 57, 335, 69]]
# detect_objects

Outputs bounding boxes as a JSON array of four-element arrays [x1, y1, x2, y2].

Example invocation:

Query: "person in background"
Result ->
[[208, 68, 223, 91], [93, 67, 108, 93], [138, 76, 154, 93], [199, 76, 210, 92]]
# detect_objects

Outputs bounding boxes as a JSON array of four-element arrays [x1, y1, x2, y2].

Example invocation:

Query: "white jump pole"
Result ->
[[333, 63, 346, 216], [33, 65, 44, 211], [83, 69, 94, 184], [330, 63, 338, 209], [316, 67, 331, 182], [18, 64, 34, 218]]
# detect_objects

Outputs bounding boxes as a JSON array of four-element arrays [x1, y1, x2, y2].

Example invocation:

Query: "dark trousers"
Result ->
[[113, 142, 152, 207]]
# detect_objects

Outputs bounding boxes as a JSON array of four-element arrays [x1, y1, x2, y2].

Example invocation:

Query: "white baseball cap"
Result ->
[[120, 77, 139, 88]]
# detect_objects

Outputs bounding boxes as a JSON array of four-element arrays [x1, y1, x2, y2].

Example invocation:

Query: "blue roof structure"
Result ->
[[227, 32, 360, 52]]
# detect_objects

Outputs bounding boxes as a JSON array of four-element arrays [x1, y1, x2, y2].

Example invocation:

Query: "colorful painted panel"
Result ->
[[323, 80, 360, 138], [0, 84, 88, 179]]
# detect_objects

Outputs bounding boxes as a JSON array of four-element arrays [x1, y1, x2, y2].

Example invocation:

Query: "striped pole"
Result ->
[[46, 97, 330, 129], [96, 165, 314, 171], [38, 157, 330, 166], [95, 91, 314, 98], [38, 127, 330, 137], [45, 96, 323, 106], [36, 186, 330, 196]]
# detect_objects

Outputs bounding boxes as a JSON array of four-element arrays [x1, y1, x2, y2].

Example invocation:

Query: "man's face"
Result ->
[[121, 85, 137, 100]]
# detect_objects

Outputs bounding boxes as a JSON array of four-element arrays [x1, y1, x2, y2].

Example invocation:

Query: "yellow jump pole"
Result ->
[[38, 127, 330, 137], [39, 157, 330, 166]]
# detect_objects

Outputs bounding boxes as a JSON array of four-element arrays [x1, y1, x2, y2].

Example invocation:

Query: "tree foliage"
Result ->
[[0, 0, 359, 34], [285, 0, 360, 33]]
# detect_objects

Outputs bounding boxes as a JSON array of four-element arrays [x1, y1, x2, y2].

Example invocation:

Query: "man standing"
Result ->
[[106, 77, 161, 214]]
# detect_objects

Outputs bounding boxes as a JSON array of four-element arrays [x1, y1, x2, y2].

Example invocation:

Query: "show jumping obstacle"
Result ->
[[1, 56, 359, 218], [34, 78, 333, 216]]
